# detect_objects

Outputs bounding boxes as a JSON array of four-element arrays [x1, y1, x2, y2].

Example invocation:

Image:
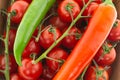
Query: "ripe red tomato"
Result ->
[[10, 73, 23, 80], [22, 38, 41, 58], [84, 66, 109, 80], [74, 0, 89, 7], [39, 25, 62, 49], [41, 65, 56, 80], [9, 1, 29, 23], [46, 48, 68, 71], [17, 0, 32, 4], [58, 0, 80, 23], [107, 19, 120, 41], [94, 43, 116, 67], [62, 26, 81, 49], [83, 2, 99, 22], [0, 54, 18, 74], [18, 58, 43, 80], [49, 16, 69, 31], [3, 28, 16, 51]]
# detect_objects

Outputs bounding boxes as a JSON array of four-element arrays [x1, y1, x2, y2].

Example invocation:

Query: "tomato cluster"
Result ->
[[0, 0, 119, 80]]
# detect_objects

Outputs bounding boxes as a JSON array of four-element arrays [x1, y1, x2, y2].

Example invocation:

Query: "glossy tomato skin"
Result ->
[[18, 58, 43, 80], [3, 28, 17, 51], [62, 27, 81, 49], [58, 0, 80, 23], [10, 73, 23, 80], [46, 48, 68, 71], [83, 2, 99, 21], [0, 54, 18, 74], [17, 0, 32, 4], [94, 43, 116, 67], [22, 38, 41, 58], [74, 0, 89, 7], [108, 19, 120, 41], [9, 1, 29, 23], [49, 16, 69, 31], [41, 65, 56, 80], [39, 25, 62, 49], [84, 66, 109, 80]]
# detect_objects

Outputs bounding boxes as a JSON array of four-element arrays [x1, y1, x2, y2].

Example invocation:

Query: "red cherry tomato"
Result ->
[[0, 54, 18, 74], [83, 2, 99, 22], [58, 0, 80, 23], [94, 43, 116, 67], [22, 38, 41, 58], [3, 28, 17, 51], [41, 65, 56, 80], [10, 73, 23, 80], [46, 48, 68, 71], [39, 25, 62, 49], [17, 0, 32, 4], [18, 58, 43, 80], [84, 66, 109, 80], [108, 19, 120, 41], [62, 26, 81, 49], [49, 16, 69, 31], [74, 0, 89, 7], [9, 1, 29, 23]]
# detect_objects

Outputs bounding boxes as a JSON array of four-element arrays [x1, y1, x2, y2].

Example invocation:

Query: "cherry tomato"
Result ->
[[46, 48, 68, 71], [22, 38, 41, 58], [18, 58, 43, 80], [83, 2, 99, 22], [49, 16, 69, 31], [58, 0, 80, 23], [107, 19, 120, 41], [84, 66, 109, 80], [9, 1, 29, 23], [17, 0, 32, 4], [0, 54, 18, 74], [94, 43, 116, 67], [3, 28, 17, 51], [39, 25, 62, 49], [10, 73, 23, 80], [74, 0, 89, 7], [62, 26, 81, 49], [41, 65, 56, 80]]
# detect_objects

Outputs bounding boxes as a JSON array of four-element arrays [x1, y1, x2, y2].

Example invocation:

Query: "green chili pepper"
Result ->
[[14, 0, 56, 66]]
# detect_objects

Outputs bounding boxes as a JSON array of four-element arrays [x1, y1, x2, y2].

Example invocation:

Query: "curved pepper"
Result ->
[[14, 0, 55, 66], [53, 0, 117, 80]]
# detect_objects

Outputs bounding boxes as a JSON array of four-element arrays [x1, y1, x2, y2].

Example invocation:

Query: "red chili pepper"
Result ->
[[53, 0, 117, 80]]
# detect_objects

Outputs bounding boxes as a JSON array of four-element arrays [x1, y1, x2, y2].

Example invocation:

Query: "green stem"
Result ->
[[35, 13, 55, 42], [10, 0, 15, 5], [82, 0, 86, 6], [104, 0, 114, 6], [33, 0, 93, 64], [80, 16, 92, 18], [4, 13, 11, 80], [0, 36, 4, 41], [77, 65, 89, 80], [46, 56, 62, 63], [0, 9, 8, 15]]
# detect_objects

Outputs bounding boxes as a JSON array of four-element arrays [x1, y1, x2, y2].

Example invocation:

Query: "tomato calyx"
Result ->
[[99, 42, 116, 60], [113, 20, 118, 28], [65, 3, 73, 21], [93, 60, 109, 80], [11, 10, 17, 17], [75, 31, 82, 40], [65, 3, 74, 21]]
